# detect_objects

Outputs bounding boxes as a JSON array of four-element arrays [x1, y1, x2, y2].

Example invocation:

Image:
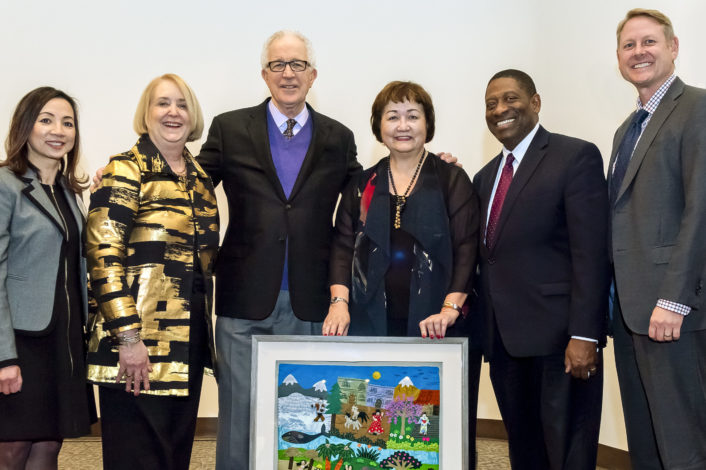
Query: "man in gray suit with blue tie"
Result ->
[[610, 9, 706, 470]]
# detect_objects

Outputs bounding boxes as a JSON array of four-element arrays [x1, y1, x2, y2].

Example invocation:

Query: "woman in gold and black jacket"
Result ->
[[85, 73, 218, 470]]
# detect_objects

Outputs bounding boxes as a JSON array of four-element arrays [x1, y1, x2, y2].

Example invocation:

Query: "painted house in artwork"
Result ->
[[414, 389, 440, 416], [337, 377, 368, 406], [366, 383, 395, 409]]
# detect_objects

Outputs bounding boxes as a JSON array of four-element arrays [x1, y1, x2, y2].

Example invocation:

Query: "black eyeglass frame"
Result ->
[[266, 60, 309, 72]]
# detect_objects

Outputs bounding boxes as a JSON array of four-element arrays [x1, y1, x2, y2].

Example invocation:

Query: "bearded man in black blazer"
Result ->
[[473, 69, 610, 470], [197, 31, 361, 470]]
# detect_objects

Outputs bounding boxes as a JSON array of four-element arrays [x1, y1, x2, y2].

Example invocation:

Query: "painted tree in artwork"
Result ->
[[316, 440, 342, 470], [380, 451, 423, 469], [386, 394, 422, 438], [286, 447, 301, 469], [327, 382, 343, 431], [333, 442, 354, 470], [304, 449, 319, 469]]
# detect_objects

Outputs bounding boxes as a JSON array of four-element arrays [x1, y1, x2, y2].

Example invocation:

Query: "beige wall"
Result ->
[[4, 0, 705, 452]]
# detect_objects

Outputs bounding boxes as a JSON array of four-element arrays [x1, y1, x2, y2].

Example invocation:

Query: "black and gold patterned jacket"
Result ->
[[86, 135, 219, 396]]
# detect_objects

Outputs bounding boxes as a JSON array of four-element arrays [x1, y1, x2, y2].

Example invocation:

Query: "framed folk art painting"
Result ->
[[250, 335, 469, 469]]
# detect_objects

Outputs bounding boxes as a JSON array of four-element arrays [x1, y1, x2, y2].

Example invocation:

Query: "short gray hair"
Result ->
[[260, 30, 317, 70]]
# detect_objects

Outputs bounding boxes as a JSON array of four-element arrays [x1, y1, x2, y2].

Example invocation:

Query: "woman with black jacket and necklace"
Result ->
[[324, 81, 480, 339]]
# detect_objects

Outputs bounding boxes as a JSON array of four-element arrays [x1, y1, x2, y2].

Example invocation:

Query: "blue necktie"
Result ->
[[610, 109, 649, 204]]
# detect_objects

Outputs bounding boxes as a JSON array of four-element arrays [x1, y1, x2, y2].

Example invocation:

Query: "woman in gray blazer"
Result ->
[[0, 87, 94, 468]]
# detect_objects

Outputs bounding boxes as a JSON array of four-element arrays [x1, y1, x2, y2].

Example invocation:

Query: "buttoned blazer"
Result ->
[[198, 99, 361, 321], [609, 78, 706, 335], [0, 167, 87, 363], [473, 126, 610, 357]]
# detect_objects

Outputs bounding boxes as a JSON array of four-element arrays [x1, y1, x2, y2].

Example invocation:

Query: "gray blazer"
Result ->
[[0, 166, 88, 363], [609, 78, 706, 335]]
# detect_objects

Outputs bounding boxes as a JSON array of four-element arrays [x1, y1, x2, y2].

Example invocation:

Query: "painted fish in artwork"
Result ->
[[282, 424, 328, 444]]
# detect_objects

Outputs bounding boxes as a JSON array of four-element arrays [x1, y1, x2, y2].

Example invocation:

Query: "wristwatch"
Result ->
[[330, 297, 349, 305]]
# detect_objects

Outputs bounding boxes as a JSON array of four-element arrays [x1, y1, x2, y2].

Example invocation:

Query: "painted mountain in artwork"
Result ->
[[278, 374, 328, 399], [312, 379, 327, 392], [393, 375, 420, 401], [282, 374, 297, 385]]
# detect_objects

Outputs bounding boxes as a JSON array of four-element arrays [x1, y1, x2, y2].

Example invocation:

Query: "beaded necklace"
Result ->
[[388, 149, 427, 229]]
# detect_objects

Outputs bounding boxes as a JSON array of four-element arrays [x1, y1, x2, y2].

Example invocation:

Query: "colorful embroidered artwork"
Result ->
[[276, 362, 441, 469]]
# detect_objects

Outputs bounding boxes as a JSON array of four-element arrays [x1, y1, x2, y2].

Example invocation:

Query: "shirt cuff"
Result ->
[[656, 299, 691, 316], [571, 336, 598, 343], [0, 358, 19, 369]]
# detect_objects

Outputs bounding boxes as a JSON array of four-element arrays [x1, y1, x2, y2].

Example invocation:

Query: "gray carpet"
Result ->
[[58, 437, 610, 469]]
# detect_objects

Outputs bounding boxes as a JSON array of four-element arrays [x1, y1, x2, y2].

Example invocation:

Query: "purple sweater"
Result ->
[[267, 111, 313, 290]]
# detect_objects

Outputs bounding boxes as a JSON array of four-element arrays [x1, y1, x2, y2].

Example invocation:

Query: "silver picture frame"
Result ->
[[249, 335, 469, 469]]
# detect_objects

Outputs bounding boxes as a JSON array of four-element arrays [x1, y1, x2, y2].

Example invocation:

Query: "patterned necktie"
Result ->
[[283, 118, 297, 140], [610, 109, 649, 204], [486, 153, 515, 249]]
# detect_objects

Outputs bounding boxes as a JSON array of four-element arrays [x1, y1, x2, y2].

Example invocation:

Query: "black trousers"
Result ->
[[99, 290, 208, 470], [489, 330, 603, 470]]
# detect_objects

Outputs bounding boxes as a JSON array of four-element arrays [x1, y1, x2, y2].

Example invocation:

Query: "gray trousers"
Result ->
[[214, 290, 322, 470], [613, 307, 706, 470]]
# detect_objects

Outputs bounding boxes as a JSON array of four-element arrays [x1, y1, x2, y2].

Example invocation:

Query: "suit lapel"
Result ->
[[607, 118, 630, 192], [62, 183, 86, 237], [247, 100, 287, 201], [491, 127, 549, 253], [289, 105, 327, 200], [478, 155, 502, 258], [616, 78, 684, 203], [20, 172, 66, 238]]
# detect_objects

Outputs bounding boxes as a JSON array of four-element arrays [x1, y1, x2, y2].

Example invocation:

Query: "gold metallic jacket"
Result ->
[[86, 135, 219, 396]]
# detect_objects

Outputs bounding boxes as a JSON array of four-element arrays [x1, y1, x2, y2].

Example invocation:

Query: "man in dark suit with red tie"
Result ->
[[472, 69, 610, 470]]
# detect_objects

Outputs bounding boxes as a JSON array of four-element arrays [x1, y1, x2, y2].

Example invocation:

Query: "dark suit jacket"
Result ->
[[197, 99, 361, 321], [473, 126, 610, 358], [609, 78, 706, 334]]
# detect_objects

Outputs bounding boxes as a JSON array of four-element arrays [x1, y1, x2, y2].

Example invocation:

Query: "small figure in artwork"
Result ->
[[312, 400, 326, 422], [367, 409, 385, 435], [344, 412, 362, 431], [350, 404, 360, 420], [344, 405, 370, 430], [418, 412, 429, 435]]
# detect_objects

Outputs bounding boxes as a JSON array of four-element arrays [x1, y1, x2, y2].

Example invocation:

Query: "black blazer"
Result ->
[[198, 99, 361, 321], [473, 126, 610, 357]]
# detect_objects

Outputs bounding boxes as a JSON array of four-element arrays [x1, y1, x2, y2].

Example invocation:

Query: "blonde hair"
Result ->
[[133, 73, 204, 142], [617, 9, 675, 45], [260, 30, 316, 70]]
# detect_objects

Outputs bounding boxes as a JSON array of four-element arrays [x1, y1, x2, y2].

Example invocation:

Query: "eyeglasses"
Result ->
[[266, 60, 309, 73]]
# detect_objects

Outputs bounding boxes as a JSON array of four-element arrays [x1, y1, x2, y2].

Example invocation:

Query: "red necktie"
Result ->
[[486, 153, 515, 249]]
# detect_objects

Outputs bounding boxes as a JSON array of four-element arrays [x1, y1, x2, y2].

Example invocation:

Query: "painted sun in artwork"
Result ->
[[372, 371, 381, 380]]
